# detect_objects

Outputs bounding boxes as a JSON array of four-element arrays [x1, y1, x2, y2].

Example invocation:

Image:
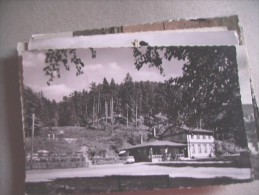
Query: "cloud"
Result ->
[[108, 62, 122, 71], [84, 64, 104, 71], [43, 84, 73, 101], [83, 62, 125, 87], [28, 83, 72, 102], [84, 62, 122, 72], [134, 70, 165, 82], [22, 51, 45, 67]]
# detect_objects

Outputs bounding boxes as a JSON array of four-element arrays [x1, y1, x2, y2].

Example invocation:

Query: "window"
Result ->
[[179, 134, 182, 140], [192, 144, 195, 153], [210, 144, 214, 151], [197, 134, 200, 139], [191, 134, 194, 139], [203, 135, 206, 139], [204, 144, 207, 153], [198, 144, 201, 153]]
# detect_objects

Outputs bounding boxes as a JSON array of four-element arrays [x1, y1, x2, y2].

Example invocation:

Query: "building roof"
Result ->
[[161, 125, 213, 137], [180, 126, 213, 133], [125, 140, 186, 150]]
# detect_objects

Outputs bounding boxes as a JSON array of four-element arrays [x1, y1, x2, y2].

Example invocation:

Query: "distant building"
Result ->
[[160, 126, 215, 159], [125, 126, 215, 162]]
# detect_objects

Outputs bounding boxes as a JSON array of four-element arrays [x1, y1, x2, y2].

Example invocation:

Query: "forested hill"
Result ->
[[24, 70, 247, 147], [23, 73, 167, 136]]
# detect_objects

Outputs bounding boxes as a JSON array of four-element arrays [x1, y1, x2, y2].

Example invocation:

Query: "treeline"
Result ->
[[24, 73, 168, 136]]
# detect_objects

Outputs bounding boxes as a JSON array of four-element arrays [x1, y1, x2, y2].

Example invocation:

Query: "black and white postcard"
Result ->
[[21, 44, 255, 194]]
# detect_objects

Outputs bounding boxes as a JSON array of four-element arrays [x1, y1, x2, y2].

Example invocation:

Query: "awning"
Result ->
[[119, 150, 127, 155], [125, 140, 186, 150], [37, 150, 49, 153]]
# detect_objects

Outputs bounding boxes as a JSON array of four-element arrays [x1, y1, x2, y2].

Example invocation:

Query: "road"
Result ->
[[26, 162, 252, 183]]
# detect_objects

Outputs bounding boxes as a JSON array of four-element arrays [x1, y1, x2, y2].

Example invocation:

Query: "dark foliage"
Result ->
[[44, 48, 96, 85], [133, 46, 247, 147]]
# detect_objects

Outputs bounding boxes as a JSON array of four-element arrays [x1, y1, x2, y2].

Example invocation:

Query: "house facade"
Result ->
[[125, 140, 187, 162], [125, 126, 215, 162], [160, 126, 215, 159]]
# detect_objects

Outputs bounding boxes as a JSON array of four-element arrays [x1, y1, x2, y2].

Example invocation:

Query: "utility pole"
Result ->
[[92, 96, 95, 125], [105, 98, 108, 131], [126, 104, 129, 129], [111, 97, 114, 132], [30, 113, 35, 167], [135, 105, 138, 130], [98, 91, 100, 114], [97, 91, 100, 124]]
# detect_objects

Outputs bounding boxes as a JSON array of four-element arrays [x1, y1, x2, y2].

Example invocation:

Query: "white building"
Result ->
[[160, 126, 215, 159]]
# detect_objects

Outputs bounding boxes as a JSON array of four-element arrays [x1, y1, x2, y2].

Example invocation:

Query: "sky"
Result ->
[[22, 47, 184, 102], [22, 46, 253, 104]]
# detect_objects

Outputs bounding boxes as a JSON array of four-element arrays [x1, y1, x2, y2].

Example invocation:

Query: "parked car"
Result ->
[[125, 156, 135, 164], [32, 154, 40, 162]]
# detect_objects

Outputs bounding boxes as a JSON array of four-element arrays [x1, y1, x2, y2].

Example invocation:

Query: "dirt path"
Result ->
[[26, 162, 252, 182]]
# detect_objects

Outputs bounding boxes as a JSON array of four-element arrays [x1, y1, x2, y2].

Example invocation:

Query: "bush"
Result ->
[[110, 134, 124, 153], [87, 147, 107, 160]]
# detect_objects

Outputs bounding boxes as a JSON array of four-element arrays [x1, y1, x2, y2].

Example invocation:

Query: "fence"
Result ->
[[26, 157, 90, 170], [150, 153, 185, 162], [92, 156, 126, 165], [150, 155, 163, 162]]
